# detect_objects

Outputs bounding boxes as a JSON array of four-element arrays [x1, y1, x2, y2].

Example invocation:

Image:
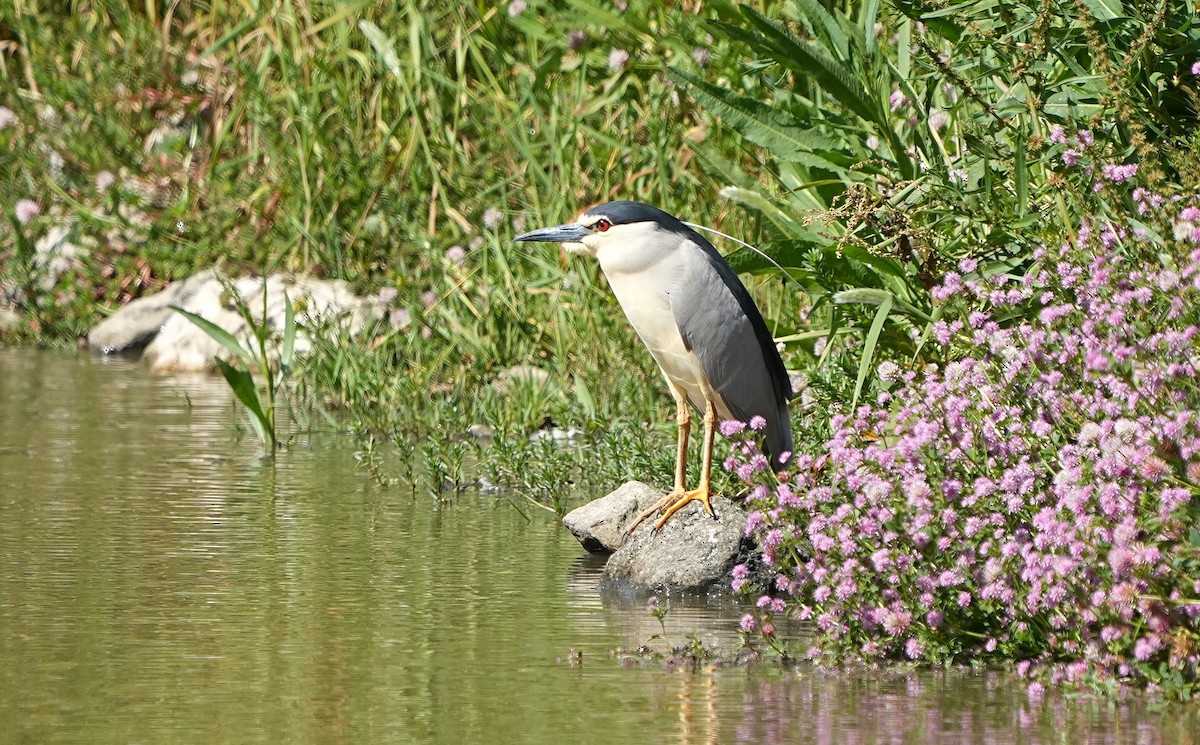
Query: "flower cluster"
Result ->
[[728, 186, 1200, 695], [1049, 126, 1143, 193]]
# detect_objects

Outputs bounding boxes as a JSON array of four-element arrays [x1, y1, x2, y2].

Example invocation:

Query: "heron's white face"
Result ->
[[514, 205, 682, 275], [571, 212, 670, 272]]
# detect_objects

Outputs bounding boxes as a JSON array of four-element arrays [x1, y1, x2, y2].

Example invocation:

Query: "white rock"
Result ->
[[87, 271, 381, 372]]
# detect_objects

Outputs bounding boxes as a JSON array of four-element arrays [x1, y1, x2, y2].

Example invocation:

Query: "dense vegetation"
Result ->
[[3, 0, 1199, 696]]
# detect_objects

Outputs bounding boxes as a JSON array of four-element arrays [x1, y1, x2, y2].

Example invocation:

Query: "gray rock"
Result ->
[[563, 480, 665, 554], [600, 493, 749, 593], [466, 423, 494, 443]]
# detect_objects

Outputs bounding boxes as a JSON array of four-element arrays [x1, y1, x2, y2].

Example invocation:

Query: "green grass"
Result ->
[[9, 0, 1196, 514], [0, 1, 784, 503]]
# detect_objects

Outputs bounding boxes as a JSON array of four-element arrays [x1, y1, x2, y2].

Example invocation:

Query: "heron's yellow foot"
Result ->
[[626, 486, 716, 534], [652, 486, 715, 531], [626, 490, 684, 535]]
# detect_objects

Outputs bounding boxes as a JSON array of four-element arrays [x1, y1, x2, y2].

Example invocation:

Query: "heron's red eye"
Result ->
[[595, 219, 611, 232]]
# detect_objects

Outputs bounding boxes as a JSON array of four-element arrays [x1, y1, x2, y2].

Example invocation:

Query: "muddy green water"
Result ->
[[1, 350, 1196, 744]]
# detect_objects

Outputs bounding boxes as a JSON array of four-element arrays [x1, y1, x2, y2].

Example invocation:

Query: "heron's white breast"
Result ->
[[596, 244, 716, 411]]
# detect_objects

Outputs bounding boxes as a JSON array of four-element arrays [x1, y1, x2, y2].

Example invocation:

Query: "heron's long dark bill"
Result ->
[[514, 223, 590, 243]]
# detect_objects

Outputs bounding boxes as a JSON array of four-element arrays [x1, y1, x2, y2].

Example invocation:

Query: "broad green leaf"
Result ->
[[706, 0, 743, 21], [565, 0, 652, 35], [724, 238, 821, 276], [852, 294, 894, 409], [738, 6, 880, 126], [1044, 103, 1105, 119], [833, 288, 894, 306], [839, 244, 907, 280], [215, 358, 270, 446], [719, 186, 806, 238], [1081, 0, 1124, 21], [789, 0, 851, 57], [170, 306, 254, 365], [668, 67, 844, 168]]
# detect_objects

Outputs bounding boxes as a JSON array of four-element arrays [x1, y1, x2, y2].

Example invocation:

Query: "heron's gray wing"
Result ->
[[670, 240, 794, 465]]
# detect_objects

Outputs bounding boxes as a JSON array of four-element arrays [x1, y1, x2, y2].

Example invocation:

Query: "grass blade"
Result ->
[[170, 305, 254, 365], [852, 294, 894, 409], [737, 6, 880, 126], [359, 20, 402, 82], [280, 291, 296, 374]]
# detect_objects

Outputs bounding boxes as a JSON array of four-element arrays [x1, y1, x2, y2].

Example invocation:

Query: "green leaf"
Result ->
[[890, 0, 964, 41], [839, 244, 907, 280], [719, 186, 806, 237], [1081, 0, 1124, 21], [170, 306, 254, 365], [833, 288, 894, 306], [776, 327, 854, 343], [852, 294, 894, 409], [565, 0, 651, 34], [1015, 128, 1028, 216], [198, 15, 259, 60], [790, 0, 851, 57], [214, 358, 270, 446], [669, 67, 845, 168], [725, 238, 820, 275], [573, 373, 596, 420], [862, 0, 883, 54], [736, 6, 880, 126]]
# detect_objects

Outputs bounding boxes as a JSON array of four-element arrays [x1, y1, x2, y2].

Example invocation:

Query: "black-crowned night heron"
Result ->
[[516, 201, 793, 532]]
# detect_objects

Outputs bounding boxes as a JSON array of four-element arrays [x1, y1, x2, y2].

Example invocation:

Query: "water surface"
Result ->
[[0, 350, 1194, 743]]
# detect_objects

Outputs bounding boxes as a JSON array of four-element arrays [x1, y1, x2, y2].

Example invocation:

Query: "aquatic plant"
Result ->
[[171, 285, 296, 453], [726, 173, 1200, 697]]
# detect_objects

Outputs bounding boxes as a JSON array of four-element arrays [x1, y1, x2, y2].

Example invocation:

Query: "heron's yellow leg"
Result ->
[[671, 394, 690, 494], [626, 390, 692, 535], [652, 399, 717, 530]]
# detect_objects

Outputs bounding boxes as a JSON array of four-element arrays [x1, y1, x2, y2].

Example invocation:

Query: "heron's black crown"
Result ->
[[584, 201, 692, 235]]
